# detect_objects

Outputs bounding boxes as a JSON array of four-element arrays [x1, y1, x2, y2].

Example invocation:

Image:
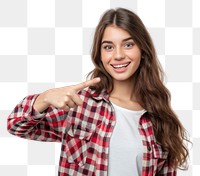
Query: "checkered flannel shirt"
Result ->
[[7, 87, 176, 176]]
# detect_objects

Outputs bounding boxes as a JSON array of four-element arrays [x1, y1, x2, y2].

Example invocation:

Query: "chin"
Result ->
[[113, 76, 132, 81]]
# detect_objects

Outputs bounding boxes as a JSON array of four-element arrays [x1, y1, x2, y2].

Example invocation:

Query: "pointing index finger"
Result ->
[[73, 77, 101, 91]]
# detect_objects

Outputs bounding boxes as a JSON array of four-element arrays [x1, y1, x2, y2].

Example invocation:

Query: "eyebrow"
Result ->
[[101, 37, 133, 45]]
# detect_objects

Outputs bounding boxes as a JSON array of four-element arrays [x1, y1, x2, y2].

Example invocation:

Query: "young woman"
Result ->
[[7, 8, 189, 176]]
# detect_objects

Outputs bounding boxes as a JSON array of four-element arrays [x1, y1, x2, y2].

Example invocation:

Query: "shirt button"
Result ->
[[147, 146, 151, 151], [88, 148, 94, 153]]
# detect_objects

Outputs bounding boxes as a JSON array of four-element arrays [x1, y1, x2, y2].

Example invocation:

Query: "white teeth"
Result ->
[[112, 63, 130, 69]]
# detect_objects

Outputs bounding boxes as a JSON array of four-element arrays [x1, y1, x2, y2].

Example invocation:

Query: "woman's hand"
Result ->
[[33, 78, 101, 113]]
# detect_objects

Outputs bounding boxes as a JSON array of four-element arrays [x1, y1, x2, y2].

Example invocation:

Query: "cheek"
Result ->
[[101, 58, 110, 71], [134, 57, 142, 69], [127, 49, 141, 57], [101, 57, 112, 73], [128, 51, 141, 62], [101, 54, 112, 65], [101, 49, 113, 61]]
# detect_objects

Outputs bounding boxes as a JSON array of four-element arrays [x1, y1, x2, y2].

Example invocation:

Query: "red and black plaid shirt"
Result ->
[[7, 88, 176, 176]]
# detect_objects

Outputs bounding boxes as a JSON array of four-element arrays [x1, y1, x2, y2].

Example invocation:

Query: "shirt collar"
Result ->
[[90, 89, 110, 102], [88, 88, 152, 119]]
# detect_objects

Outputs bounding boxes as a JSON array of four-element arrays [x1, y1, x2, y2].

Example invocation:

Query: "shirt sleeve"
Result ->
[[7, 94, 67, 142]]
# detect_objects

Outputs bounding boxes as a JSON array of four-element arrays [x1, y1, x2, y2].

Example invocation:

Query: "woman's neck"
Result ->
[[110, 79, 135, 101], [109, 79, 143, 111]]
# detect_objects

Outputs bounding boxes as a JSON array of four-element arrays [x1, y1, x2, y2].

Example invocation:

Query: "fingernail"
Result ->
[[96, 77, 101, 81]]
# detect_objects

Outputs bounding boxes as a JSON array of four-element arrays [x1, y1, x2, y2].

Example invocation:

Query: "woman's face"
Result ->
[[101, 26, 142, 82]]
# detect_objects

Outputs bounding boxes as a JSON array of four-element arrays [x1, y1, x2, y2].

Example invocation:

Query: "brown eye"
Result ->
[[103, 45, 113, 51], [124, 42, 134, 48]]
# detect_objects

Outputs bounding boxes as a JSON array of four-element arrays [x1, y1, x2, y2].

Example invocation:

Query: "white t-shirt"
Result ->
[[108, 102, 146, 176]]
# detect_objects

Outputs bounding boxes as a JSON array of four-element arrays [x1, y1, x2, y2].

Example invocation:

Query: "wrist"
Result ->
[[34, 91, 50, 113], [42, 90, 51, 107]]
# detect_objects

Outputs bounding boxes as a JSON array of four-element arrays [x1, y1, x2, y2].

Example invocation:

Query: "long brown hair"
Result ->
[[88, 8, 189, 169]]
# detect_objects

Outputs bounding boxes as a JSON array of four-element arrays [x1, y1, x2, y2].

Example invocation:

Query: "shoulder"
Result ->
[[78, 87, 94, 97], [78, 87, 109, 102]]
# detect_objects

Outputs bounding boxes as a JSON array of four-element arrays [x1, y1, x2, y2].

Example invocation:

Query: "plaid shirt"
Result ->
[[7, 88, 176, 176]]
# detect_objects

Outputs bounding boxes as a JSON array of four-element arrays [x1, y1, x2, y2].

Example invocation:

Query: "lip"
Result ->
[[110, 62, 131, 67], [110, 62, 131, 73]]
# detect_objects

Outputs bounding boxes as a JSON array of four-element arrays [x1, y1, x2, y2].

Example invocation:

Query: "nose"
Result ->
[[114, 47, 125, 60]]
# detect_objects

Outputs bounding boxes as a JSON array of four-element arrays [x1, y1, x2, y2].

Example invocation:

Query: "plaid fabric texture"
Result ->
[[7, 88, 176, 176]]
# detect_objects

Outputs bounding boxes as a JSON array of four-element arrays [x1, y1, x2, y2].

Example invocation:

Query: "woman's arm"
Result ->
[[7, 78, 101, 142], [7, 94, 67, 142]]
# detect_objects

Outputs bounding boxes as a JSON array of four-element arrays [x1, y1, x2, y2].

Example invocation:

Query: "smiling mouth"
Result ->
[[111, 62, 131, 69]]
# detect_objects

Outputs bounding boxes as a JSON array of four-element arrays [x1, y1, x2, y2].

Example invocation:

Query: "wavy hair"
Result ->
[[88, 8, 190, 169]]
